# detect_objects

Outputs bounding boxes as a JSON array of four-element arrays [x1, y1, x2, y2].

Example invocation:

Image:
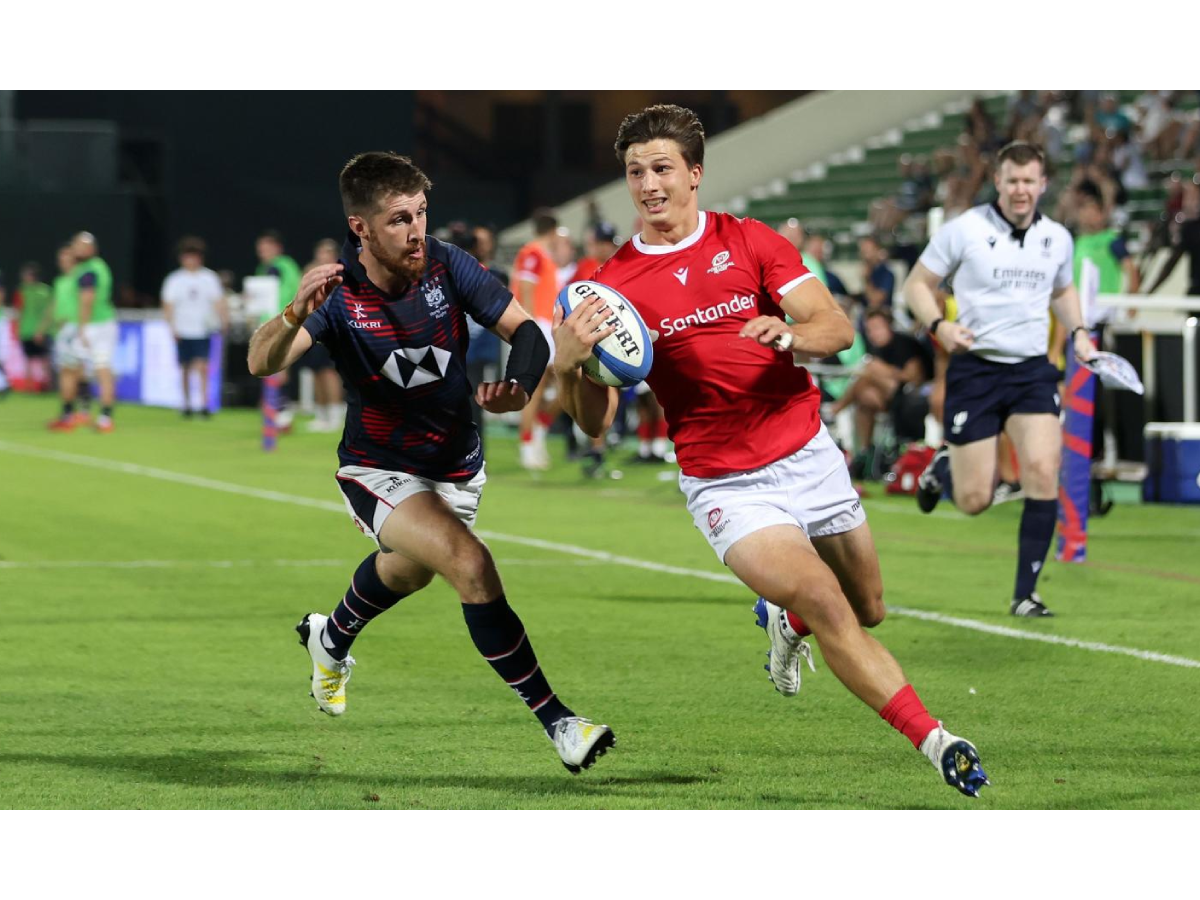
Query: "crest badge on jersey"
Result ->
[[424, 277, 449, 319], [707, 250, 735, 275]]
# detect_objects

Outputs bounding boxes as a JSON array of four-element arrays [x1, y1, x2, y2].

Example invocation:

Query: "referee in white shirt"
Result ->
[[904, 142, 1097, 618]]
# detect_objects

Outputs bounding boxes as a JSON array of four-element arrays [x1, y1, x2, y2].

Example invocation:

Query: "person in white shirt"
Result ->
[[904, 142, 1097, 619], [161, 237, 227, 417]]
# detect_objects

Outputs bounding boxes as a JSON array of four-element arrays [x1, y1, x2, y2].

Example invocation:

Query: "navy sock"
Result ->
[[322, 552, 407, 660], [462, 595, 573, 734], [1015, 498, 1057, 599], [935, 448, 953, 498]]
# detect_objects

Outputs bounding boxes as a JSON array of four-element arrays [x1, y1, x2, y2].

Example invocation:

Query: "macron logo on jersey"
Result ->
[[659, 293, 756, 338], [674, 267, 689, 286]]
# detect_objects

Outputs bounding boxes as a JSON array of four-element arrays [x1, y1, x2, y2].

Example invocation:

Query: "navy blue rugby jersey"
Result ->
[[302, 234, 511, 481]]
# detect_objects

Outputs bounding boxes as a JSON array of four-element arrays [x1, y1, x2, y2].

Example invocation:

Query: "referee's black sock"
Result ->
[[935, 448, 953, 497], [321, 552, 408, 660], [1014, 498, 1057, 599]]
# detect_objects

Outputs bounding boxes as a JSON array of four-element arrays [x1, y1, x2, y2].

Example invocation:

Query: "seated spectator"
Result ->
[[1110, 128, 1149, 192], [827, 309, 931, 456], [857, 234, 895, 314]]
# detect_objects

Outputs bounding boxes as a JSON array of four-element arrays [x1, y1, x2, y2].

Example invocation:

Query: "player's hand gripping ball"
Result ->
[[556, 281, 654, 387]]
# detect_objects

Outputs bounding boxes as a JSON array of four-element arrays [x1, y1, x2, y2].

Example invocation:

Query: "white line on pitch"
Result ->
[[0, 557, 604, 570]]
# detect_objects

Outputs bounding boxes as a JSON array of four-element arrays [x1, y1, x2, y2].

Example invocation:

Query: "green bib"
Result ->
[[257, 255, 302, 317], [53, 274, 78, 327], [1073, 229, 1125, 294], [69, 257, 115, 323], [17, 282, 53, 339]]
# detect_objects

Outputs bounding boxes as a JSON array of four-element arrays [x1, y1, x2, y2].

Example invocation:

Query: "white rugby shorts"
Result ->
[[59, 321, 118, 371], [335, 464, 486, 548]]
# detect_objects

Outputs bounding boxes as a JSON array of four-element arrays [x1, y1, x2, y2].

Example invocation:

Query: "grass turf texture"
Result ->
[[2, 394, 1198, 809]]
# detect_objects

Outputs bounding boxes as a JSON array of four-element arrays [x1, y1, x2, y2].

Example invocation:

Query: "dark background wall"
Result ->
[[1, 90, 804, 302], [5, 91, 419, 299]]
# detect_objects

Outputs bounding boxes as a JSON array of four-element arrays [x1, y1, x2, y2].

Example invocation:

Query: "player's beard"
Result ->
[[373, 238, 427, 283]]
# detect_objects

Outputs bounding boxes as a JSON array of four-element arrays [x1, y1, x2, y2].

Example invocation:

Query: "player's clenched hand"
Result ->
[[739, 315, 795, 351], [1072, 328, 1098, 363]]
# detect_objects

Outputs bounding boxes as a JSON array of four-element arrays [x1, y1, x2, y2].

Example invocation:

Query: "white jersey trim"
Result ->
[[631, 211, 708, 256], [777, 272, 816, 297]]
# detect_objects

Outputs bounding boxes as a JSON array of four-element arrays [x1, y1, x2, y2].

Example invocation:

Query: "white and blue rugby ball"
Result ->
[[556, 280, 654, 387]]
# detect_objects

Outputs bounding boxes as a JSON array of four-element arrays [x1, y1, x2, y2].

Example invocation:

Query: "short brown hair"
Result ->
[[614, 104, 706, 169], [531, 208, 558, 236], [177, 236, 206, 257], [339, 151, 432, 217], [997, 140, 1046, 171], [864, 308, 893, 326]]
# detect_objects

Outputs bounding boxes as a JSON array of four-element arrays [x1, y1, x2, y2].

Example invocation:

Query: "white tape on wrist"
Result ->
[[773, 332, 795, 352]]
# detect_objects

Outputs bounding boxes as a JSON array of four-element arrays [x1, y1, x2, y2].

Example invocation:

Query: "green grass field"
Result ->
[[2, 393, 1198, 809]]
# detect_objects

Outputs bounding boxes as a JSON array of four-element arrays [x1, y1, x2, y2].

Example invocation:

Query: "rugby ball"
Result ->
[[556, 280, 654, 387]]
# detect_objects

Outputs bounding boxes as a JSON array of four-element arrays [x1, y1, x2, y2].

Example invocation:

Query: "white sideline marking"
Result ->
[[3, 439, 1198, 670]]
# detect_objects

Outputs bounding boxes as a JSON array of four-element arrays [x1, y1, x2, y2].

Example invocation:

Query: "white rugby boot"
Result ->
[[550, 716, 616, 774], [296, 612, 355, 716], [753, 598, 815, 698]]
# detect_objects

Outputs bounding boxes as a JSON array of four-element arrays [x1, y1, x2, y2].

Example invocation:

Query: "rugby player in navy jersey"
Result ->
[[248, 152, 614, 773]]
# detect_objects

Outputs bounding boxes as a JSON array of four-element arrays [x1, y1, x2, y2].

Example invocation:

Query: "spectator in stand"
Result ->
[[300, 238, 346, 432], [1094, 94, 1133, 137], [857, 235, 895, 314], [1006, 91, 1042, 141], [966, 98, 1002, 154], [13, 263, 55, 392], [574, 222, 619, 282], [776, 218, 806, 257], [939, 136, 989, 220], [1148, 179, 1200, 299], [1110, 128, 1149, 192], [162, 237, 227, 418], [1137, 91, 1185, 160], [803, 231, 847, 298]]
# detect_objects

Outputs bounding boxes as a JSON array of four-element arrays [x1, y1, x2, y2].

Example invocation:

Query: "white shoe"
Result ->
[[550, 716, 616, 774], [519, 441, 551, 471], [296, 613, 355, 716], [753, 598, 815, 697], [306, 416, 341, 433]]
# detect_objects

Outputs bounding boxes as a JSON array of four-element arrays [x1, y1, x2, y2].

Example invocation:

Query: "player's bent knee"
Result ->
[[956, 489, 992, 515], [857, 593, 886, 628], [784, 581, 858, 635]]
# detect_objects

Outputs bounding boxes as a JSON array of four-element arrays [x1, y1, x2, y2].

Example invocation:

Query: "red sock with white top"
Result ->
[[879, 684, 940, 749]]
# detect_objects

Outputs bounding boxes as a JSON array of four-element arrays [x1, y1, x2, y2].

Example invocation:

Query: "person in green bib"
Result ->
[[15, 263, 56, 391], [255, 230, 303, 431], [53, 232, 117, 432], [1055, 182, 1140, 366], [1073, 183, 1139, 292], [256, 230, 302, 320], [51, 244, 78, 338], [48, 243, 93, 430]]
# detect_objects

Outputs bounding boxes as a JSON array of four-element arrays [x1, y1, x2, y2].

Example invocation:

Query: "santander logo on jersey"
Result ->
[[659, 293, 756, 338]]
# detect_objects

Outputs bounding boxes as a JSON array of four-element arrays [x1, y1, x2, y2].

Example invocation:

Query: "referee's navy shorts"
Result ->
[[944, 353, 1060, 445], [176, 337, 211, 365]]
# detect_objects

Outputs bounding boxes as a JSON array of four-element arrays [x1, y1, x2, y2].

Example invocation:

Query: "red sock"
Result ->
[[784, 610, 812, 637], [520, 429, 532, 443], [637, 422, 651, 440], [880, 684, 939, 749], [654, 419, 669, 439], [536, 412, 553, 429]]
